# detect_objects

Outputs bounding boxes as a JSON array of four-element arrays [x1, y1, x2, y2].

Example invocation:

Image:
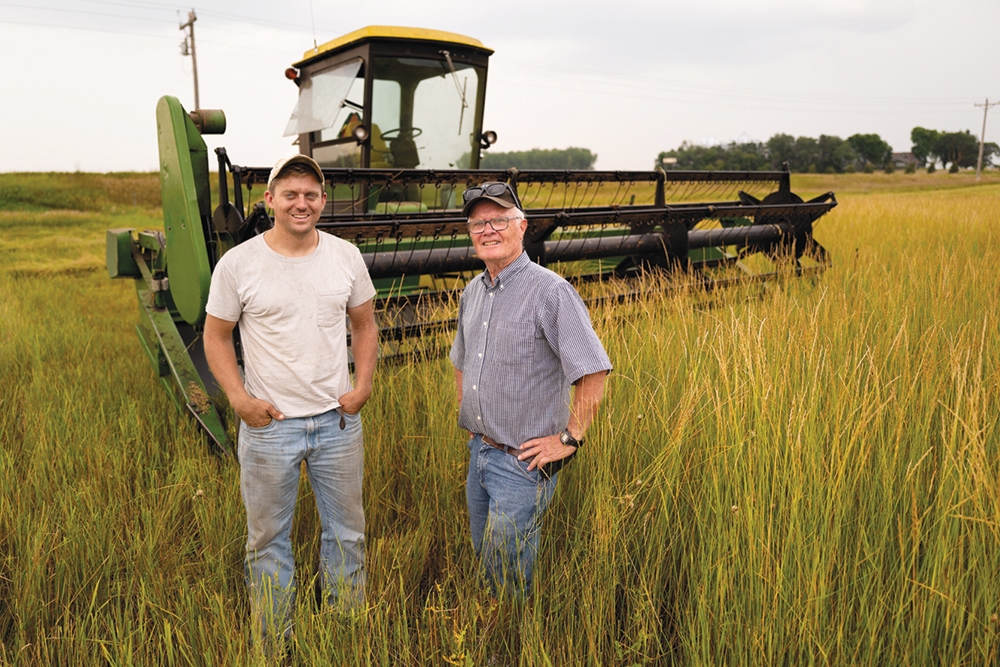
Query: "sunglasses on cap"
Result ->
[[461, 181, 523, 210]]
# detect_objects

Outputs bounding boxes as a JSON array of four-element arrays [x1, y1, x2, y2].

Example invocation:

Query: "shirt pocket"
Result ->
[[316, 289, 349, 328], [491, 321, 536, 367]]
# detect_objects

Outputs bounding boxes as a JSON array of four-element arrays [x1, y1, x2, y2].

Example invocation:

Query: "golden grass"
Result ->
[[0, 174, 998, 665]]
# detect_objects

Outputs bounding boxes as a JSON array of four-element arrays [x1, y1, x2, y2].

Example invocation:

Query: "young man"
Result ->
[[450, 182, 612, 598], [203, 155, 378, 642]]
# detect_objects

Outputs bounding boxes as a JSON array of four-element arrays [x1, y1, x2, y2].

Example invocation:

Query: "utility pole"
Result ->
[[179, 9, 200, 110], [974, 97, 998, 181]]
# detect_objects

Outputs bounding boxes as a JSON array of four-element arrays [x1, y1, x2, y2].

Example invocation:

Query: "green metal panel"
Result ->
[[114, 227, 231, 455], [156, 95, 213, 326], [106, 228, 140, 278], [134, 322, 169, 379], [132, 280, 230, 455]]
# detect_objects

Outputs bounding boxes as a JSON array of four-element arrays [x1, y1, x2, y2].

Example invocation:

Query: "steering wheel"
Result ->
[[380, 127, 423, 140]]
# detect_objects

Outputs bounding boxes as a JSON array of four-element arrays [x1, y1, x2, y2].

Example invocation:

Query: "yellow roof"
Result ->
[[296, 25, 492, 65]]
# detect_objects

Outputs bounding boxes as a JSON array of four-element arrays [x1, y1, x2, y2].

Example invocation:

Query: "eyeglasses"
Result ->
[[462, 181, 523, 209], [467, 217, 516, 234]]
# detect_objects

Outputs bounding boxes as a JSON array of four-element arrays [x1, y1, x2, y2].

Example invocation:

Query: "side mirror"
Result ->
[[480, 130, 497, 150]]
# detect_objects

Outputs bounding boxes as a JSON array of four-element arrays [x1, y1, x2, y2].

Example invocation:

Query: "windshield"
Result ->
[[369, 56, 484, 170]]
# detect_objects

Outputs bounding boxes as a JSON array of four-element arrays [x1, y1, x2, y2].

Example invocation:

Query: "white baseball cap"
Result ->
[[267, 154, 324, 191]]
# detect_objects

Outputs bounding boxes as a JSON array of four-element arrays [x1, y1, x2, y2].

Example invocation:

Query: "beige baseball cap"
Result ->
[[267, 154, 324, 191]]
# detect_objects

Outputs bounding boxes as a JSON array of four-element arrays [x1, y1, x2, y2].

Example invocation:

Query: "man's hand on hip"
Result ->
[[517, 434, 576, 472]]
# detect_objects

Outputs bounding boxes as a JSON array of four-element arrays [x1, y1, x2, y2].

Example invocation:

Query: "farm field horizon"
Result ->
[[1, 172, 998, 665]]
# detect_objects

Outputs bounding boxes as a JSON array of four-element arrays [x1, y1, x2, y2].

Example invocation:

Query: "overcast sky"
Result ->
[[3, 0, 998, 172]]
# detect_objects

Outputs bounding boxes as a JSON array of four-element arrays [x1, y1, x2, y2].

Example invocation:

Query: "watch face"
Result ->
[[560, 431, 572, 445]]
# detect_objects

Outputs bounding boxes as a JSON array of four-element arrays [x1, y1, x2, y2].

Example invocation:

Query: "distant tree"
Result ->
[[816, 135, 856, 173], [792, 136, 820, 172], [934, 131, 980, 169], [765, 134, 796, 170], [910, 127, 941, 166], [480, 147, 597, 170], [762, 133, 836, 172], [724, 141, 769, 170], [656, 141, 768, 171], [657, 142, 713, 169], [983, 142, 1000, 168], [655, 131, 914, 174], [847, 133, 892, 168]]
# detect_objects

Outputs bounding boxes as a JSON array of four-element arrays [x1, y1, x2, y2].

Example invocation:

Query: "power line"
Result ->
[[0, 2, 178, 23], [0, 17, 176, 39], [494, 70, 985, 119], [83, 0, 186, 12], [498, 57, 987, 110], [0, 15, 296, 55], [83, 0, 186, 10], [80, 0, 320, 33], [1, 3, 320, 53]]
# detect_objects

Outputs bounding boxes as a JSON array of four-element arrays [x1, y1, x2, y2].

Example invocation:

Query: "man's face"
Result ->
[[468, 200, 527, 270], [264, 173, 327, 238]]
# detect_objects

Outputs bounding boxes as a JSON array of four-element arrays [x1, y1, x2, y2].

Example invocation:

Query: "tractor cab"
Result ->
[[283, 26, 495, 211]]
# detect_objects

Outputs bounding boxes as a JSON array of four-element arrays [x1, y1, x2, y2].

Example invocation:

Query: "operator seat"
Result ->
[[390, 134, 420, 169], [337, 113, 391, 168]]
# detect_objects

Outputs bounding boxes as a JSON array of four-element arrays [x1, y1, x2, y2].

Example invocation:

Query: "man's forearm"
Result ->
[[516, 370, 607, 469], [567, 371, 607, 440], [203, 330, 251, 410], [351, 323, 378, 393], [344, 299, 378, 400]]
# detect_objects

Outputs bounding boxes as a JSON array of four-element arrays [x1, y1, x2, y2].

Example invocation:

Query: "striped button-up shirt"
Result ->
[[450, 252, 613, 448]]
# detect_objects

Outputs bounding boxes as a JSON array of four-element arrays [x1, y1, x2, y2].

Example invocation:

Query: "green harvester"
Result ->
[[107, 26, 836, 455]]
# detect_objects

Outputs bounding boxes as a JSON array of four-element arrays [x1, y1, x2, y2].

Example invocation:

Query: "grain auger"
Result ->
[[106, 26, 836, 454]]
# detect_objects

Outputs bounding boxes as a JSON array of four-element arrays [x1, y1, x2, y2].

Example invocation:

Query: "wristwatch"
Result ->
[[559, 428, 584, 448]]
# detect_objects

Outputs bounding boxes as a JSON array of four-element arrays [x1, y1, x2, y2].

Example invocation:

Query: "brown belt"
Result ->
[[480, 434, 524, 457], [478, 433, 575, 480]]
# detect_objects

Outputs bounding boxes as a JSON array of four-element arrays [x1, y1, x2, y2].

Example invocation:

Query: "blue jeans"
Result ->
[[239, 409, 366, 640], [466, 434, 558, 598]]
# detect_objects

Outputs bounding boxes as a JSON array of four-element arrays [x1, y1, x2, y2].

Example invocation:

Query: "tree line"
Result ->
[[468, 134, 995, 173], [909, 128, 995, 170], [479, 147, 597, 170], [656, 129, 998, 173]]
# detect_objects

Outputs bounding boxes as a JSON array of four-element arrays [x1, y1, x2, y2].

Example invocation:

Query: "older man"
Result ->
[[203, 155, 378, 644], [450, 182, 612, 598]]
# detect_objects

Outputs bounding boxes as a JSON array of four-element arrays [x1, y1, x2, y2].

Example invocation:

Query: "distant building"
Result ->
[[891, 152, 919, 169]]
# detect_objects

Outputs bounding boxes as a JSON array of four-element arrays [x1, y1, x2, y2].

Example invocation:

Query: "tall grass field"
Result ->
[[0, 171, 998, 665]]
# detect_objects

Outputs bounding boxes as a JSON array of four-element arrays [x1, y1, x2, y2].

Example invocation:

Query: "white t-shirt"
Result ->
[[206, 232, 377, 418]]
